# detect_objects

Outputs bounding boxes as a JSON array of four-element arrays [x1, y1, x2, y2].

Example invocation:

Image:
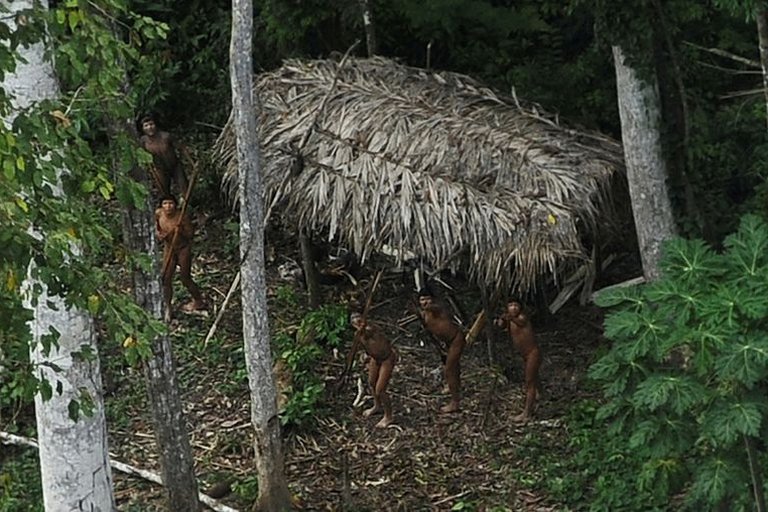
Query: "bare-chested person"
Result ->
[[346, 313, 397, 428], [418, 289, 465, 413], [155, 195, 205, 320], [495, 300, 542, 423], [139, 114, 189, 199]]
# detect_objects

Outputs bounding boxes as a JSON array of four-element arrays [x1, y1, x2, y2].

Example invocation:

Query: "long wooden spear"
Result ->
[[337, 269, 382, 387], [160, 150, 202, 280]]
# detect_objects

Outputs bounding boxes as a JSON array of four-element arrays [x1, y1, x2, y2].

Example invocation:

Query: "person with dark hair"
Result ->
[[155, 195, 205, 320], [418, 289, 466, 413], [347, 312, 397, 428], [495, 300, 542, 423], [139, 113, 189, 199]]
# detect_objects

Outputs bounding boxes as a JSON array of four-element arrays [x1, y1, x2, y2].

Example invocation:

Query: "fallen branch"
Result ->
[[683, 41, 760, 68], [397, 313, 419, 328], [204, 271, 241, 347], [1, 431, 238, 512], [352, 376, 366, 408]]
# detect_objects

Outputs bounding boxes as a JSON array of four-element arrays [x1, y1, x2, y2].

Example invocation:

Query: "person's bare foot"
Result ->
[[375, 416, 393, 428], [512, 412, 530, 424], [440, 401, 460, 414], [363, 405, 381, 418], [182, 299, 206, 312]]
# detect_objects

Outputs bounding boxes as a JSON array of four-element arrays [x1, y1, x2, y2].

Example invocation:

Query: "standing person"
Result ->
[[155, 195, 205, 320], [495, 300, 542, 423], [139, 113, 190, 199], [418, 289, 466, 413], [347, 313, 397, 428]]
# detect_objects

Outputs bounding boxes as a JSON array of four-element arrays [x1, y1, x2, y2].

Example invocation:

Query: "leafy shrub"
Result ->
[[297, 304, 348, 348], [274, 304, 349, 427], [0, 449, 43, 512], [588, 214, 768, 510]]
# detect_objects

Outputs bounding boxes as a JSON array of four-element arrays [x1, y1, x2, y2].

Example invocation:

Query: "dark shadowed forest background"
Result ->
[[4, 1, 768, 511]]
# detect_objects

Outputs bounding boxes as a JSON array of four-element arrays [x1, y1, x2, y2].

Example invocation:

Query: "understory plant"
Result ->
[[588, 214, 768, 511], [274, 303, 348, 427]]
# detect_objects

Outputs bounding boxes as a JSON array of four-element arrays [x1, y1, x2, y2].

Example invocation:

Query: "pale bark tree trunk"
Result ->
[[230, 0, 292, 509], [612, 46, 677, 281], [4, 0, 115, 510], [358, 0, 378, 56], [756, 10, 768, 128]]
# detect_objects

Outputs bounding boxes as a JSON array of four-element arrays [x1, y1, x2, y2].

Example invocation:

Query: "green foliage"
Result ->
[[232, 474, 260, 502], [273, 284, 299, 307], [274, 304, 349, 427], [298, 303, 348, 348], [522, 400, 666, 511], [588, 214, 768, 510], [0, 0, 173, 429], [0, 449, 43, 512]]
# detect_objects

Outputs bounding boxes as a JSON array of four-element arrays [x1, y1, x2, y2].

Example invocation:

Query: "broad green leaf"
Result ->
[[633, 374, 708, 414], [2, 156, 14, 180], [715, 335, 768, 387], [603, 309, 644, 341], [593, 284, 642, 308], [628, 418, 659, 449], [39, 379, 52, 401], [68, 399, 80, 422], [14, 197, 29, 214], [688, 458, 731, 506], [700, 400, 763, 445], [87, 294, 99, 315], [723, 214, 768, 277], [659, 237, 721, 284]]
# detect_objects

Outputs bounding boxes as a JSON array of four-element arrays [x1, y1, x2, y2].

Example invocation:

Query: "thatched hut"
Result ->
[[213, 56, 625, 297]]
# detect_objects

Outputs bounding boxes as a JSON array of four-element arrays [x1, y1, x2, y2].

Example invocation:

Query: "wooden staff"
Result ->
[[147, 164, 168, 197], [337, 270, 382, 387], [466, 288, 502, 347], [160, 150, 202, 279]]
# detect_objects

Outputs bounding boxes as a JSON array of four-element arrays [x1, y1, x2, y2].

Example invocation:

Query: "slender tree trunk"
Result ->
[[358, 0, 378, 56], [756, 10, 768, 129], [4, 0, 115, 509], [612, 46, 676, 281], [119, 143, 200, 511], [106, 16, 199, 506], [300, 228, 321, 308], [230, 1, 292, 510]]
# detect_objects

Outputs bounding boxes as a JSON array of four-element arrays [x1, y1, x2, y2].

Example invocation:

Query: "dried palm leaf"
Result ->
[[213, 57, 625, 293]]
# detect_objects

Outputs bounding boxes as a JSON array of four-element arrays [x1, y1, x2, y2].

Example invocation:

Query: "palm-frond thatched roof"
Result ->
[[213, 56, 625, 294]]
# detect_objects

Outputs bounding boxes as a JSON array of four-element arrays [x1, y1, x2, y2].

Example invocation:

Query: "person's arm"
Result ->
[[155, 210, 166, 240], [510, 312, 529, 327]]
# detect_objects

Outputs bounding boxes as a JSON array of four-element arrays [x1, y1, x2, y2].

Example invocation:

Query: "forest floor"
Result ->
[[101, 209, 620, 512]]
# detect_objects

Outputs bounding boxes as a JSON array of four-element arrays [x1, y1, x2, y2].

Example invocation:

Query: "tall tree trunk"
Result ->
[[4, 0, 115, 509], [230, 0, 292, 510], [104, 9, 199, 504], [120, 194, 201, 512], [358, 0, 378, 56], [612, 46, 676, 281], [756, 10, 768, 129]]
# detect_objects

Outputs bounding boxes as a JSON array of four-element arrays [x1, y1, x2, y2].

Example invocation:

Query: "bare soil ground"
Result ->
[[105, 212, 612, 512]]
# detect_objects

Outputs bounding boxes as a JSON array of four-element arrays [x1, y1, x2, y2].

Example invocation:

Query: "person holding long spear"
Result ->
[[155, 194, 206, 321]]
